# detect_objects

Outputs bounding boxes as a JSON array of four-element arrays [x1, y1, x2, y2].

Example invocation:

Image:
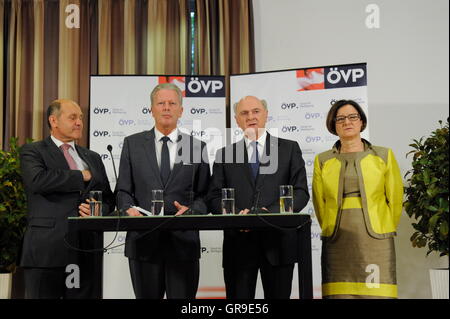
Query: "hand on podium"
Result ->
[[174, 201, 190, 216], [127, 207, 143, 216]]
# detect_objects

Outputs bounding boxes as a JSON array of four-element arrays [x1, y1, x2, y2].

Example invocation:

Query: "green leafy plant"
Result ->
[[404, 119, 449, 257], [0, 137, 30, 273]]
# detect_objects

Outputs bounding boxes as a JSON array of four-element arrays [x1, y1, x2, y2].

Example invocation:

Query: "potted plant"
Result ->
[[0, 137, 29, 298], [404, 118, 449, 299]]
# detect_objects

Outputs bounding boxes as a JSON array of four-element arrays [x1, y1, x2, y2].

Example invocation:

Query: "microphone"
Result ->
[[107, 144, 119, 184]]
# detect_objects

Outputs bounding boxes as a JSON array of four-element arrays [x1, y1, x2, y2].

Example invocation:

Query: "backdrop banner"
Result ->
[[230, 62, 368, 298], [89, 75, 226, 298], [89, 63, 368, 299]]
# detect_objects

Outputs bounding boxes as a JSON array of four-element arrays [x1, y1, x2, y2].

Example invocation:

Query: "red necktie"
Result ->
[[60, 144, 78, 170]]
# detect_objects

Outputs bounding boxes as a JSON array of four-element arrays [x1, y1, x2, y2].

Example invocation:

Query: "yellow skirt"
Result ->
[[321, 197, 397, 299]]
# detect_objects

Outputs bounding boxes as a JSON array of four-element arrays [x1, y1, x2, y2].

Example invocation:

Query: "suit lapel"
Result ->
[[75, 145, 96, 191], [76, 145, 94, 170], [44, 136, 70, 170], [143, 129, 164, 188]]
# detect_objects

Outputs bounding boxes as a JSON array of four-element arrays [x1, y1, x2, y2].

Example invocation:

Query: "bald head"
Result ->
[[47, 99, 80, 129], [47, 99, 83, 142]]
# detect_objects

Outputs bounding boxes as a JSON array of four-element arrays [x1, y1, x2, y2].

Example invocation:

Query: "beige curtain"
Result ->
[[195, 0, 255, 76], [5, 0, 39, 147], [98, 0, 189, 75], [1, 0, 255, 149], [1, 0, 95, 148], [194, 0, 255, 128], [1, 0, 191, 149]]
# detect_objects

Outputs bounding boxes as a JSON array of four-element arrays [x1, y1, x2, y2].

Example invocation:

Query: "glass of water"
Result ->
[[279, 185, 294, 213], [89, 190, 103, 216], [221, 188, 235, 215], [151, 189, 164, 216]]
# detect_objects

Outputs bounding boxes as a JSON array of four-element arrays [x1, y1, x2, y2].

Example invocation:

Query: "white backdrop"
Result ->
[[89, 75, 227, 298], [230, 63, 369, 298], [89, 64, 368, 298]]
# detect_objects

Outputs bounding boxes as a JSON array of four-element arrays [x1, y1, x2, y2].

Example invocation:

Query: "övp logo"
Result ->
[[282, 125, 299, 133], [325, 64, 367, 89], [305, 136, 321, 143], [190, 107, 207, 115], [305, 112, 321, 120], [93, 107, 110, 115], [119, 119, 135, 126], [93, 130, 109, 137], [186, 77, 225, 98], [281, 102, 297, 110], [191, 130, 206, 137]]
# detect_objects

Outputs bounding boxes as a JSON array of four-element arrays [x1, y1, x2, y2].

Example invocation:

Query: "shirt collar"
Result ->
[[244, 129, 267, 148], [51, 135, 76, 150], [155, 127, 179, 143]]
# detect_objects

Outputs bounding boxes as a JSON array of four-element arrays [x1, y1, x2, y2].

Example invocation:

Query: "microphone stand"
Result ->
[[107, 144, 122, 216]]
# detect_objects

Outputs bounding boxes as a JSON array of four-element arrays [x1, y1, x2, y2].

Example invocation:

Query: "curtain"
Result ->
[[98, 0, 189, 75], [194, 0, 255, 128], [0, 0, 254, 149], [1, 0, 97, 148], [195, 0, 255, 76]]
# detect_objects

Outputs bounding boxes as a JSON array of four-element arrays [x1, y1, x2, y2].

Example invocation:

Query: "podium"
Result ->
[[67, 213, 313, 299]]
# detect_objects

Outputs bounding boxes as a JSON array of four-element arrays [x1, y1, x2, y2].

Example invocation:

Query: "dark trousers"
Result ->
[[24, 264, 100, 299], [224, 258, 294, 299], [128, 258, 199, 299], [24, 267, 66, 299], [24, 232, 103, 299]]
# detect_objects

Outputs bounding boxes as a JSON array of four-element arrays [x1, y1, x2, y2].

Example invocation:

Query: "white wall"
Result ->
[[253, 0, 449, 298]]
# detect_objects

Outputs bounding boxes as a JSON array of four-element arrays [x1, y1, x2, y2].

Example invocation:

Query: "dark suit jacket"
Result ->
[[207, 133, 310, 268], [19, 136, 115, 268], [116, 128, 210, 262]]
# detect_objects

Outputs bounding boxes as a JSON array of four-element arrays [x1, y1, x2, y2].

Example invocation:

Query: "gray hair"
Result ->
[[233, 96, 268, 114], [150, 83, 183, 106]]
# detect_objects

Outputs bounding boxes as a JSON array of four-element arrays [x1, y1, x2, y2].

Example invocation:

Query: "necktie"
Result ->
[[60, 144, 78, 170], [250, 141, 259, 179], [160, 136, 171, 186]]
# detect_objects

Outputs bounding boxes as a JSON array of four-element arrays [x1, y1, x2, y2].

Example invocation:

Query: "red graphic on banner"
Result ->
[[296, 68, 324, 91], [158, 76, 186, 96]]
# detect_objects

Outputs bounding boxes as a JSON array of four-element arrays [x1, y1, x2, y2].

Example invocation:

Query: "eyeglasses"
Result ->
[[335, 113, 360, 124]]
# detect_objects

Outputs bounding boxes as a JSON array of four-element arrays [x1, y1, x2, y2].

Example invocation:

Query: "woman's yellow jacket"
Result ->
[[312, 140, 403, 239]]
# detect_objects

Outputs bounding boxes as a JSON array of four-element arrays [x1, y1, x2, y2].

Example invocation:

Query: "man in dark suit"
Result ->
[[116, 83, 210, 299], [19, 99, 115, 299], [208, 95, 310, 299]]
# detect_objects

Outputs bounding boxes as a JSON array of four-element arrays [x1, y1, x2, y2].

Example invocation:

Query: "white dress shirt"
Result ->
[[154, 128, 179, 170], [51, 135, 89, 170], [244, 130, 267, 162]]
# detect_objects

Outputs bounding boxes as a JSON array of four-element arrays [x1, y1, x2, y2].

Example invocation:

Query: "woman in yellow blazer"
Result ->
[[313, 100, 403, 299]]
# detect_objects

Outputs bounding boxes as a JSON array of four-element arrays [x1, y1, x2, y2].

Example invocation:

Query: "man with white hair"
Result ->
[[208, 95, 310, 299]]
